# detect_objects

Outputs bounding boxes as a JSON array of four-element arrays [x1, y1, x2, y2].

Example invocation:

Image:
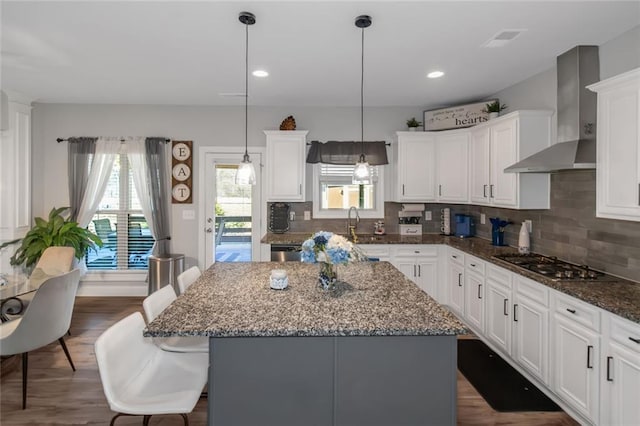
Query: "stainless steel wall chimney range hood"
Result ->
[[505, 46, 599, 173]]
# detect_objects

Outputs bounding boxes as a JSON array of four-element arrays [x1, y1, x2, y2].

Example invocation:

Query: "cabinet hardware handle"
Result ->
[[299, 183, 302, 195], [458, 273, 462, 286], [587, 345, 593, 369], [452, 255, 458, 259], [439, 184, 442, 196], [413, 265, 417, 277], [566, 308, 576, 314], [483, 184, 487, 198], [490, 184, 494, 198], [414, 250, 420, 254], [402, 184, 405, 195], [470, 263, 476, 267], [638, 183, 639, 206], [503, 299, 509, 316], [513, 304, 518, 322], [418, 265, 421, 277], [629, 337, 640, 344], [477, 284, 482, 299], [606, 356, 613, 381]]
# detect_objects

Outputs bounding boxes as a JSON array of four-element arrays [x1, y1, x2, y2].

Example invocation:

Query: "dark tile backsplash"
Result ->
[[268, 170, 640, 283]]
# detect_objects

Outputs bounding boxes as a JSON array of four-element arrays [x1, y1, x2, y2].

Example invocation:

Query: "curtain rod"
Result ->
[[56, 138, 171, 143]]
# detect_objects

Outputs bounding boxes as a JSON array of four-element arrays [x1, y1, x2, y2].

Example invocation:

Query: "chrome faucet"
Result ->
[[347, 206, 360, 242]]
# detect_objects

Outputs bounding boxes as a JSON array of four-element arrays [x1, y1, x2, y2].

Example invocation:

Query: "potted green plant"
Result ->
[[482, 100, 508, 119], [0, 207, 103, 269], [406, 117, 422, 131]]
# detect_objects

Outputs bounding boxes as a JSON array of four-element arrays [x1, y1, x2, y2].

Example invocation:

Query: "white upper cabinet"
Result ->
[[469, 127, 491, 204], [393, 132, 436, 202], [469, 111, 553, 209], [588, 68, 640, 222], [436, 131, 469, 203], [265, 130, 308, 202]]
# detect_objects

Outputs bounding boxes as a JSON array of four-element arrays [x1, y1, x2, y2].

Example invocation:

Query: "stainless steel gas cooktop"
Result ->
[[493, 253, 617, 282]]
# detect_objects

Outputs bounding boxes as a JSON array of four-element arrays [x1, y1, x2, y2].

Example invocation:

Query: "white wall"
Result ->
[[490, 25, 640, 127], [31, 104, 419, 266]]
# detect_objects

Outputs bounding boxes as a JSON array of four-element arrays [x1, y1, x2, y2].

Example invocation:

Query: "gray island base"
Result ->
[[211, 335, 456, 426], [144, 262, 468, 426]]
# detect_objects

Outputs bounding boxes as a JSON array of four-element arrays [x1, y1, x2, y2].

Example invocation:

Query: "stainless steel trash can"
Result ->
[[148, 254, 185, 295]]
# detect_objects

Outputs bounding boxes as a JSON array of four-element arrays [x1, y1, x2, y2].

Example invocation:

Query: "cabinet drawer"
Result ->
[[554, 291, 600, 332], [487, 264, 512, 288], [395, 245, 438, 257], [360, 245, 391, 258], [448, 248, 465, 265], [465, 255, 485, 275], [514, 275, 549, 306], [609, 314, 640, 353]]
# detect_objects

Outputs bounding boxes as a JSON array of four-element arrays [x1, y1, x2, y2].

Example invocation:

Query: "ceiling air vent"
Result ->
[[482, 29, 527, 48]]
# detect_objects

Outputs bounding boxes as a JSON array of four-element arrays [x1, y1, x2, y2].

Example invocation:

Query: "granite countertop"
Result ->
[[144, 261, 468, 338], [262, 233, 640, 324]]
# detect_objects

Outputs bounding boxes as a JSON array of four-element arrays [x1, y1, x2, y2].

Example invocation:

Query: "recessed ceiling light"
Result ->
[[427, 71, 444, 79], [252, 70, 269, 77]]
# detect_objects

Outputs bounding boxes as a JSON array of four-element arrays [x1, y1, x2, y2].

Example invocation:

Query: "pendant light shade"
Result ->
[[353, 15, 372, 185], [236, 11, 257, 185]]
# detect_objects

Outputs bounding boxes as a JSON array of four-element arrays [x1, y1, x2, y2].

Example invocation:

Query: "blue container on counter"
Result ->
[[455, 214, 475, 238]]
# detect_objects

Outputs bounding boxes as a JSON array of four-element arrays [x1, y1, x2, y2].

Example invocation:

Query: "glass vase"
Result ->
[[318, 262, 337, 290]]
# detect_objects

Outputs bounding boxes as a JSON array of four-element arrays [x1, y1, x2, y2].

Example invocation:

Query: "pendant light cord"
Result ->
[[360, 25, 365, 158], [245, 21, 249, 158]]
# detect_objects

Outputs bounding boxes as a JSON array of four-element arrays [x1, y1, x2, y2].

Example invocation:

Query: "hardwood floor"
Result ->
[[1, 297, 578, 425]]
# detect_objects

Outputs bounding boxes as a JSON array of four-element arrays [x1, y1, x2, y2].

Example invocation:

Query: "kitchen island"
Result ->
[[145, 261, 467, 426]]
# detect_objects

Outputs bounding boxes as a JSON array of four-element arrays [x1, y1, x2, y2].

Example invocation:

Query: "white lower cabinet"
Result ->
[[446, 248, 465, 316], [512, 276, 549, 385], [392, 246, 438, 298], [601, 315, 640, 425], [485, 265, 512, 356], [464, 255, 485, 333], [552, 293, 601, 424]]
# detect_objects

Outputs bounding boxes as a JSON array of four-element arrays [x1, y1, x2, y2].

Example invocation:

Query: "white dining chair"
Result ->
[[142, 285, 208, 353], [0, 269, 81, 409], [177, 266, 201, 295], [1, 246, 76, 318], [94, 312, 208, 426]]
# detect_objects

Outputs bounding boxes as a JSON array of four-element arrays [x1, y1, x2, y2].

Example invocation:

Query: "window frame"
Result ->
[[312, 163, 385, 219], [86, 153, 153, 272]]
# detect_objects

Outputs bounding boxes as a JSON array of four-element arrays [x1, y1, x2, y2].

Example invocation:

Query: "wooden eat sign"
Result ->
[[171, 140, 193, 204]]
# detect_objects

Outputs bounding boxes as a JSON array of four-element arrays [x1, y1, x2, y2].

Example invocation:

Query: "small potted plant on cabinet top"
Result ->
[[482, 100, 507, 120], [406, 117, 422, 131]]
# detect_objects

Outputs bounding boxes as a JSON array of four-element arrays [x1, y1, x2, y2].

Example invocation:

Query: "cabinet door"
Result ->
[[603, 343, 640, 426], [464, 271, 484, 333], [394, 258, 417, 285], [553, 314, 600, 423], [447, 262, 465, 316], [416, 258, 437, 298], [485, 280, 512, 355], [490, 118, 518, 208], [596, 82, 640, 221], [513, 295, 548, 384], [397, 134, 436, 201], [436, 132, 469, 203], [265, 131, 307, 201], [469, 127, 491, 205]]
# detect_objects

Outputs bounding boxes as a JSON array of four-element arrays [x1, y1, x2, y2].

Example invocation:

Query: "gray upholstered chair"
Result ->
[[0, 269, 81, 409]]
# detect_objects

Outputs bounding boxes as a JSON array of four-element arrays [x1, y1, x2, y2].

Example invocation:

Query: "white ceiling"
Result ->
[[2, 1, 639, 107]]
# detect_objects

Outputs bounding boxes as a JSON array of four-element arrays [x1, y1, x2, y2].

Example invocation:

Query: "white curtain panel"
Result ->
[[127, 138, 156, 238], [76, 138, 121, 228]]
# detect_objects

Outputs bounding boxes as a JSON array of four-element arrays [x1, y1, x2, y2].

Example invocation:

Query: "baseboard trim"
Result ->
[[77, 280, 147, 297]]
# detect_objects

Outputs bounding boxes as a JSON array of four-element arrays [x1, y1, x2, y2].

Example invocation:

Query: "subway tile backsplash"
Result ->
[[268, 170, 640, 283]]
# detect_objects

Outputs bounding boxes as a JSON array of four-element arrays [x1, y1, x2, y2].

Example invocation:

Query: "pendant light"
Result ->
[[236, 11, 257, 185], [352, 15, 372, 185]]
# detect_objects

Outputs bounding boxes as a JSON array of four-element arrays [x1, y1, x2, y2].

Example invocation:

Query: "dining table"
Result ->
[[0, 272, 44, 321]]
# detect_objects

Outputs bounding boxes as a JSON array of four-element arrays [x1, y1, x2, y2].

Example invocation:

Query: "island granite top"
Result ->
[[262, 233, 640, 324], [144, 261, 468, 338]]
